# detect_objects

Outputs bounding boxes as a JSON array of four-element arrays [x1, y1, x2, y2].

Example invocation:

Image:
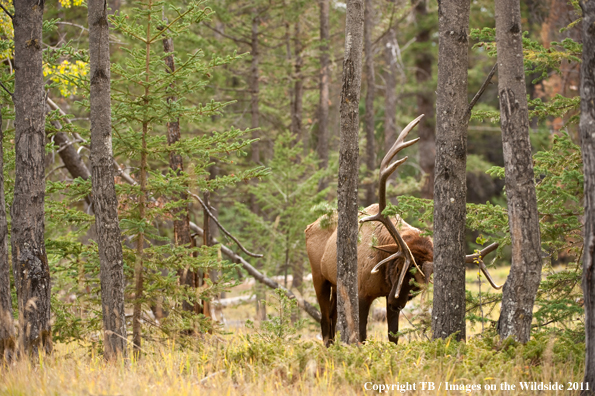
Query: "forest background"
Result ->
[[0, 0, 591, 394]]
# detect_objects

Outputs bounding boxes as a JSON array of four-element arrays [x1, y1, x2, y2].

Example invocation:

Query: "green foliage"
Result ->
[[246, 288, 305, 342]]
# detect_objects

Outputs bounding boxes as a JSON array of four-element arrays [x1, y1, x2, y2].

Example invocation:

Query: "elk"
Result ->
[[305, 115, 502, 346]]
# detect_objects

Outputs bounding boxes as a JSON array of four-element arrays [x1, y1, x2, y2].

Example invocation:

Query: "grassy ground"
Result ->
[[0, 333, 585, 395], [0, 268, 586, 395]]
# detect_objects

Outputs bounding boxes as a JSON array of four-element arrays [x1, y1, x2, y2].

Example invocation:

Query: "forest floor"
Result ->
[[0, 267, 586, 395]]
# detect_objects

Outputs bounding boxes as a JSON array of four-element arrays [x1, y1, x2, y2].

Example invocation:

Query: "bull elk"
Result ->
[[305, 115, 502, 346]]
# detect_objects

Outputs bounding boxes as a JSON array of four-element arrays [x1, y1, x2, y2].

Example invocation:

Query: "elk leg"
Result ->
[[358, 298, 372, 343], [386, 297, 400, 344], [330, 286, 337, 343], [313, 279, 334, 347]]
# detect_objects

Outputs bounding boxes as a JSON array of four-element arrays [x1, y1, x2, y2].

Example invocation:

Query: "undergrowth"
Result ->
[[0, 331, 585, 395]]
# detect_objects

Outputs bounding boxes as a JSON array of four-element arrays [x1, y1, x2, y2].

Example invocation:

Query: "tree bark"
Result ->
[[413, 0, 436, 199], [495, 0, 542, 344], [337, 0, 364, 345], [383, 26, 397, 154], [163, 20, 196, 315], [292, 20, 305, 155], [11, 0, 52, 356], [250, 9, 267, 321], [581, 2, 595, 391], [250, 10, 260, 165], [133, 3, 153, 356], [46, 109, 91, 181], [317, 0, 330, 191], [431, 0, 470, 342], [363, 0, 376, 206], [0, 109, 14, 361], [88, 0, 127, 360]]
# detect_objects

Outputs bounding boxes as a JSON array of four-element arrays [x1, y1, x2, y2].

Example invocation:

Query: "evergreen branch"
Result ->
[[0, 4, 13, 20], [116, 23, 147, 44], [188, 191, 263, 258], [188, 225, 322, 323], [109, 162, 323, 324], [150, 7, 198, 44], [466, 63, 497, 120], [152, 50, 203, 88], [203, 23, 251, 46], [0, 81, 12, 98]]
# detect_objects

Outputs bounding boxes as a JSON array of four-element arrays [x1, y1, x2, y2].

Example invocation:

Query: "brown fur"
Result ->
[[305, 204, 433, 345]]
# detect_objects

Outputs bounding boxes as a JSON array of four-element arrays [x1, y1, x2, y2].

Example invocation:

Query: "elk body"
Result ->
[[305, 115, 501, 346]]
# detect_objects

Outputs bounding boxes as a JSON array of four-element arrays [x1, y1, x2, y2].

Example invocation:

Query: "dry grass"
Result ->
[[0, 268, 585, 395], [0, 331, 585, 396]]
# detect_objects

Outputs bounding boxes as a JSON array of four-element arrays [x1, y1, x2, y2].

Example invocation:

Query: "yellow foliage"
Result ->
[[43, 60, 89, 97], [0, 1, 13, 59], [59, 0, 84, 7]]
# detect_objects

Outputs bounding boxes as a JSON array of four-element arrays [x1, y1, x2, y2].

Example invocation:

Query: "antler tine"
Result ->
[[360, 115, 424, 296], [371, 251, 403, 274], [380, 114, 425, 172], [466, 242, 503, 289]]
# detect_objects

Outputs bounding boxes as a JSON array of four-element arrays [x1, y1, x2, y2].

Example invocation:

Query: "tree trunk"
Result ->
[[0, 109, 14, 361], [384, 26, 397, 154], [133, 5, 153, 356], [250, 10, 266, 321], [581, 2, 595, 391], [88, 0, 127, 360], [317, 0, 330, 191], [250, 11, 260, 165], [46, 108, 91, 181], [293, 20, 305, 155], [363, 0, 376, 206], [11, 0, 52, 356], [431, 0, 470, 342], [413, 0, 436, 199], [337, 0, 364, 345], [495, 0, 542, 344], [163, 20, 196, 315]]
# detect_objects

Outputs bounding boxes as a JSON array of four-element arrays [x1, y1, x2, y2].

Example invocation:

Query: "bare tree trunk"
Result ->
[[250, 10, 266, 321], [293, 20, 305, 155], [133, 4, 153, 356], [163, 20, 196, 315], [317, 0, 330, 191], [495, 0, 542, 344], [88, 0, 127, 360], [337, 0, 364, 345], [202, 191, 212, 319], [11, 0, 52, 357], [431, 0, 470, 342], [0, 109, 14, 361], [250, 11, 260, 165], [581, 2, 595, 391], [363, 0, 376, 206], [413, 0, 436, 199], [46, 108, 91, 181], [384, 26, 397, 153]]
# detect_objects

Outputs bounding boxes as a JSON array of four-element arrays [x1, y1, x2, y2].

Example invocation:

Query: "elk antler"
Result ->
[[465, 242, 503, 289], [360, 114, 424, 299]]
